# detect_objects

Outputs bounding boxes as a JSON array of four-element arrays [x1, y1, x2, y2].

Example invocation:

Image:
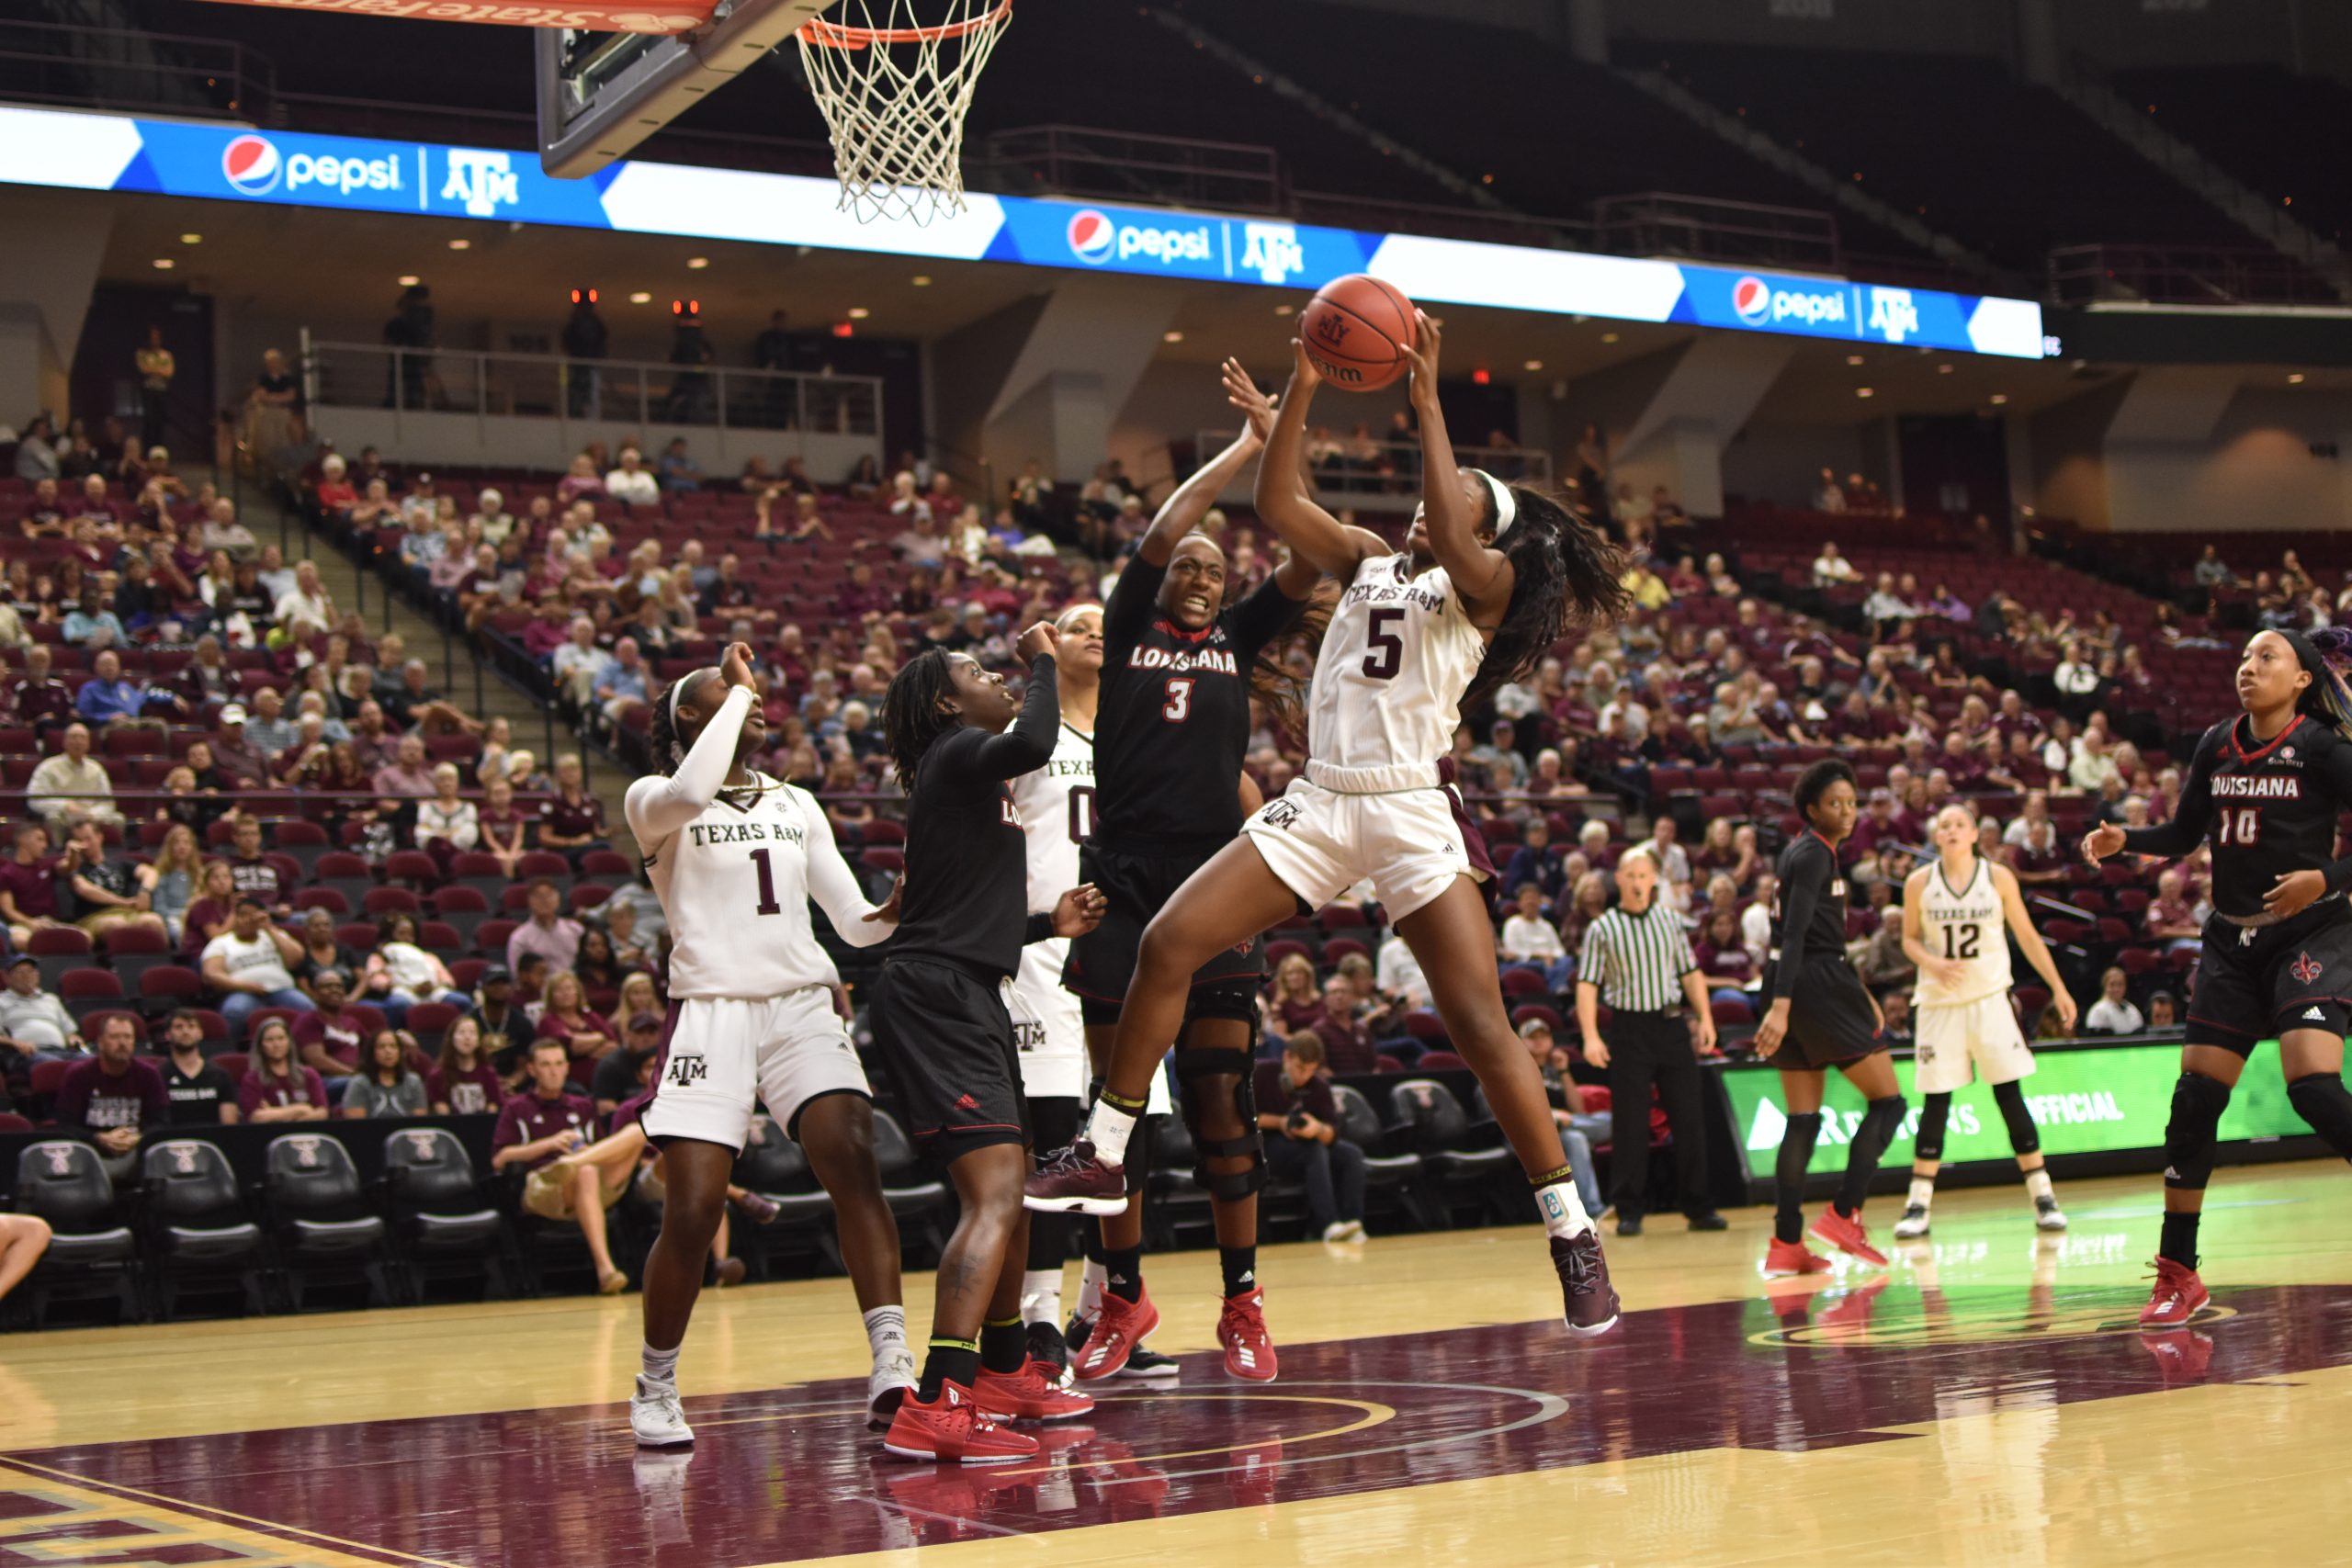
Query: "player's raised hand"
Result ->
[[1015, 622, 1059, 663], [2081, 823, 2124, 864], [1051, 883, 1108, 938], [863, 876, 902, 927], [720, 641, 758, 692], [1222, 357, 1278, 446], [1399, 309, 1442, 406], [1288, 336, 1323, 389]]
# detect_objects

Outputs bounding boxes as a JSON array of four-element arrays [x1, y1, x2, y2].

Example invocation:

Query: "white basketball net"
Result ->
[[796, 0, 1011, 225]]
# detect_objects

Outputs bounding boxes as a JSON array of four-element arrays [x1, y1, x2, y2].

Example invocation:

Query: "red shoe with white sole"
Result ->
[[1764, 1237, 1833, 1278], [1217, 1287, 1279, 1382], [1071, 1285, 1159, 1382], [1806, 1206, 1889, 1267], [974, 1358, 1096, 1422], [2140, 1257, 2210, 1328], [880, 1382, 1039, 1464]]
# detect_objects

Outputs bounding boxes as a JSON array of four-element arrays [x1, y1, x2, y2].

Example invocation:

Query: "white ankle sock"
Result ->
[[1906, 1177, 1936, 1210], [640, 1341, 680, 1388], [1084, 1100, 1137, 1167], [1020, 1269, 1063, 1327], [1075, 1259, 1106, 1321], [2025, 1168, 2055, 1202], [863, 1304, 908, 1366], [1535, 1179, 1591, 1239]]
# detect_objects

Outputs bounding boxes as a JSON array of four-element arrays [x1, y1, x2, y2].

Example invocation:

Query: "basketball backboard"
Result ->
[[536, 1, 830, 180]]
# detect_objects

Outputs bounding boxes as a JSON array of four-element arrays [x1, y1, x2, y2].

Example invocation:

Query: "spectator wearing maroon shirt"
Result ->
[[9, 645, 74, 739], [428, 1015, 503, 1115], [1937, 730, 1988, 789], [492, 1039, 627, 1293], [2145, 868, 2202, 949], [831, 560, 890, 622], [536, 754, 606, 860], [534, 971, 616, 1086], [57, 1015, 171, 1182], [208, 705, 271, 787], [239, 1017, 328, 1122], [1307, 975, 1377, 1076], [2004, 817, 2069, 886], [0, 822, 60, 947], [1251, 1032, 1366, 1243], [291, 970, 371, 1078]]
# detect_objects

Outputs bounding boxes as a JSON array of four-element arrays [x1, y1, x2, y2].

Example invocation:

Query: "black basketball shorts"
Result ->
[[2187, 904, 2352, 1057], [871, 957, 1031, 1159], [1771, 955, 1886, 1070], [1064, 841, 1263, 1027]]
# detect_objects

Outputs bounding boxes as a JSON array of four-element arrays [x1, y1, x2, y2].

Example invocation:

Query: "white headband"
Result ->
[[1470, 469, 1519, 539], [666, 669, 713, 761]]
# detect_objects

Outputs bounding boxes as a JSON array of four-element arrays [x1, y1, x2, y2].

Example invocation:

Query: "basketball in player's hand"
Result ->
[[1298, 274, 1418, 392]]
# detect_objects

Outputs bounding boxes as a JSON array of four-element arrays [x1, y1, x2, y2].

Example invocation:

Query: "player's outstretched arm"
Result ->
[[1994, 861, 2075, 1031], [1238, 350, 1385, 580], [799, 791, 896, 947], [2100, 728, 2216, 863], [1398, 311, 1510, 615], [624, 649, 757, 845]]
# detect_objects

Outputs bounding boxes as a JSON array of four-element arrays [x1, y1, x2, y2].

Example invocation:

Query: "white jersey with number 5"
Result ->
[[1915, 854, 2012, 1008], [1307, 553, 1487, 795]]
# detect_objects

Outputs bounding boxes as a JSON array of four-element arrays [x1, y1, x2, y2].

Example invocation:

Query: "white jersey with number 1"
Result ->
[[1007, 722, 1096, 1100]]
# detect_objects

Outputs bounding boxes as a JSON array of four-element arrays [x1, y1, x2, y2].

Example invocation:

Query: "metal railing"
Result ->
[[0, 19, 272, 120], [979, 124, 1287, 217], [1591, 191, 1842, 275], [1194, 430, 1553, 494], [303, 343, 884, 439], [2045, 243, 2347, 308]]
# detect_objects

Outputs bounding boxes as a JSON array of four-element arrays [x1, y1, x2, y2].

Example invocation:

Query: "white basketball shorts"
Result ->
[[1912, 992, 2037, 1095], [1009, 935, 1089, 1101], [1243, 776, 1479, 924], [639, 987, 871, 1151]]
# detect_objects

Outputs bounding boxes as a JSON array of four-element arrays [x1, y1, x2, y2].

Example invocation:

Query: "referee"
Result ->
[[1572, 845, 1725, 1236]]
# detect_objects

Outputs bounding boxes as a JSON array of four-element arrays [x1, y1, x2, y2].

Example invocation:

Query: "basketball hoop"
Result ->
[[796, 0, 1011, 224]]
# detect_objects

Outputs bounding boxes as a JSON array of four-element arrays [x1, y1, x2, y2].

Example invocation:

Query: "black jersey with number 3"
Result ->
[[2121, 713, 2352, 919], [1092, 556, 1303, 853]]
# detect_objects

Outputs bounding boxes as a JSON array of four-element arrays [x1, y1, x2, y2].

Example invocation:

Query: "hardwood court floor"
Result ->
[[4, 1162, 2349, 1566]]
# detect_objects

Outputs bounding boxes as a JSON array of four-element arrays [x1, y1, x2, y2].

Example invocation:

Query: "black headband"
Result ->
[[2280, 629, 2330, 682]]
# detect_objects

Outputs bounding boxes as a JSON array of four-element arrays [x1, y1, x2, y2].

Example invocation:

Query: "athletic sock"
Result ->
[[1075, 1258, 1106, 1320], [979, 1315, 1027, 1375], [1104, 1246, 1144, 1303], [1020, 1269, 1063, 1328], [918, 1337, 979, 1401], [1084, 1098, 1141, 1167], [2024, 1168, 2055, 1203], [1775, 1111, 1824, 1245], [1219, 1245, 1257, 1299], [640, 1341, 680, 1389], [1905, 1176, 1935, 1211], [863, 1304, 908, 1368], [1532, 1166, 1592, 1239], [2158, 1212, 2200, 1271]]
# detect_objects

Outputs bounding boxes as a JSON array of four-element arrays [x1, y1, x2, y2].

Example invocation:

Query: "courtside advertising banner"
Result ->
[[0, 105, 2048, 358], [1720, 1042, 2313, 1179]]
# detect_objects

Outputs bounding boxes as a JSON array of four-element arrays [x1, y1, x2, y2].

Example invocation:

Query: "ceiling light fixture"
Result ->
[[686, 256, 709, 270], [1163, 330, 1184, 343], [151, 258, 175, 270], [398, 275, 421, 287], [847, 307, 871, 320], [1989, 393, 2009, 405], [911, 275, 933, 287], [628, 290, 652, 304], [447, 239, 470, 251], [179, 232, 202, 245]]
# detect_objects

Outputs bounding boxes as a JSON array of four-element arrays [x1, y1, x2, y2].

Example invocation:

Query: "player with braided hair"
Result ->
[[622, 643, 915, 1450], [2086, 626, 2352, 1332]]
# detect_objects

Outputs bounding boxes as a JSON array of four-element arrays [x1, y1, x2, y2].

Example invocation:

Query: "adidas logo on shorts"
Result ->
[[2303, 1007, 2327, 1021]]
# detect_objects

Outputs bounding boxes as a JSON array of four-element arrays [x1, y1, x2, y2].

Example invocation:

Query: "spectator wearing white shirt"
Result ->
[[27, 724, 121, 827], [272, 560, 335, 639], [2083, 967, 2143, 1035], [0, 954, 80, 1064], [605, 448, 661, 507], [1498, 884, 1567, 970], [414, 764, 481, 854], [2067, 729, 2120, 795], [1815, 468, 1846, 513], [1812, 539, 1860, 586], [550, 617, 612, 708], [1740, 872, 1776, 967], [1374, 927, 1431, 1011]]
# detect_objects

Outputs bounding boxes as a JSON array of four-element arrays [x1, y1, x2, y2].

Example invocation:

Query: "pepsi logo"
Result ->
[[1731, 276, 1770, 325], [222, 133, 283, 196], [1067, 209, 1115, 265]]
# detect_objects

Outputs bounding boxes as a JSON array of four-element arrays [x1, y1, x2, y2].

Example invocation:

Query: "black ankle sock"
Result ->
[[1104, 1246, 1144, 1303], [918, 1337, 979, 1400], [978, 1315, 1026, 1374], [1220, 1245, 1257, 1299], [2159, 1212, 2200, 1270]]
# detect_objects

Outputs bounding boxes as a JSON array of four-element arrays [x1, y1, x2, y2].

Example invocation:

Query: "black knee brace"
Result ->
[[1991, 1077, 2041, 1156], [1914, 1092, 1952, 1163], [2164, 1071, 2233, 1190], [1184, 979, 1260, 1026], [1173, 1045, 1263, 1201], [2286, 1073, 2352, 1162], [1852, 1095, 1907, 1167]]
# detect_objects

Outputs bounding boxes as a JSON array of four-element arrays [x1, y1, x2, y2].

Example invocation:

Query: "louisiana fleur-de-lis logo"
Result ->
[[2292, 951, 2324, 985]]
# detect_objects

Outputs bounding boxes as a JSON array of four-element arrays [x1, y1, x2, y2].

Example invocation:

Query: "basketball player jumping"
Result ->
[[622, 644, 913, 1449], [1755, 760, 1904, 1278], [1893, 803, 2077, 1238], [1030, 415, 1319, 1383], [2085, 627, 2352, 1328], [1030, 320, 1633, 1337]]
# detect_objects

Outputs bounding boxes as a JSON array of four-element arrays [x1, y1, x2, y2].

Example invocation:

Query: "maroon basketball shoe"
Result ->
[[1807, 1206, 1889, 1268], [1023, 1140, 1130, 1217], [2141, 1257, 2211, 1328], [1072, 1284, 1159, 1382], [1550, 1228, 1621, 1337], [881, 1382, 1039, 1464], [974, 1358, 1096, 1422], [1217, 1287, 1279, 1381]]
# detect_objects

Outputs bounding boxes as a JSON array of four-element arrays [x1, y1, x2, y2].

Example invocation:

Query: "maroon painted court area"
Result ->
[[17, 1282, 2352, 1564]]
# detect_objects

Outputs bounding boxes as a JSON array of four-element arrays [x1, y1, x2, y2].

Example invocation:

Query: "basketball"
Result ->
[[1299, 273, 1418, 392]]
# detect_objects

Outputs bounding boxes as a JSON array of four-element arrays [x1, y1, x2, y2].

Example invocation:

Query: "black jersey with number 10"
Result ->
[[2121, 714, 2352, 919], [1091, 556, 1303, 854]]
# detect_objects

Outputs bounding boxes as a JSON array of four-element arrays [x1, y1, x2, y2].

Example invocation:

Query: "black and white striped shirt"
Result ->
[[1577, 900, 1699, 1012]]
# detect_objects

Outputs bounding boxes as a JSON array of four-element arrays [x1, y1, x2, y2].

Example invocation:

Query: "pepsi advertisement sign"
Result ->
[[0, 105, 2046, 358]]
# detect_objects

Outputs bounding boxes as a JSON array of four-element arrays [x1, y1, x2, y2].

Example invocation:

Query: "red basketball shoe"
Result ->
[[1023, 1140, 1129, 1217], [1763, 1237, 1833, 1278], [974, 1358, 1096, 1422], [1217, 1287, 1280, 1381], [1071, 1285, 1159, 1382], [2141, 1257, 2210, 1328], [1806, 1206, 1889, 1267], [881, 1382, 1039, 1464]]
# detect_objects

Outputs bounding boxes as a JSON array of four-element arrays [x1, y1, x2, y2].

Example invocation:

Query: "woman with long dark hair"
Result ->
[[1031, 319, 1634, 1341], [2086, 627, 2352, 1329]]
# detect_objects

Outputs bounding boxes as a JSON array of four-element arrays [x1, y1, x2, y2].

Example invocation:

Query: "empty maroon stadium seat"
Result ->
[[336, 922, 379, 951], [449, 852, 505, 881], [385, 851, 443, 887], [292, 887, 350, 915], [1320, 938, 1369, 964], [363, 887, 423, 917], [1499, 968, 1549, 997], [24, 927, 91, 958], [476, 919, 519, 956], [405, 1002, 461, 1040], [1264, 939, 1311, 969], [1416, 1050, 1468, 1073], [137, 966, 205, 1007], [1373, 1055, 1407, 1074], [1403, 1010, 1449, 1044], [1510, 1003, 1563, 1033], [516, 852, 571, 880]]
